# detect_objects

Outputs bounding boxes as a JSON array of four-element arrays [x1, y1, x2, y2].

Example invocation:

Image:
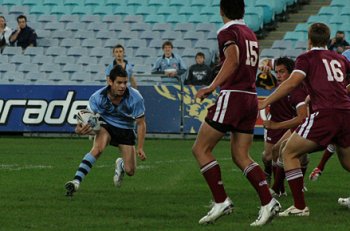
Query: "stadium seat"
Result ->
[[340, 7, 350, 16], [195, 23, 217, 34], [140, 31, 161, 43], [135, 6, 157, 16], [127, 0, 144, 7], [144, 15, 166, 24], [294, 23, 309, 33], [131, 23, 151, 33], [77, 56, 98, 66], [161, 31, 182, 41], [52, 30, 73, 39], [149, 39, 163, 49], [30, 5, 51, 16], [178, 6, 197, 16], [67, 47, 89, 57], [37, 14, 57, 23], [182, 48, 198, 58], [318, 6, 339, 16], [44, 22, 65, 31], [65, 22, 86, 31], [0, 6, 8, 15], [88, 64, 106, 75], [260, 48, 282, 59], [109, 23, 130, 32], [48, 71, 70, 82], [96, 30, 114, 40], [148, 0, 166, 7], [59, 15, 80, 23], [54, 55, 76, 66], [44, 0, 63, 6], [37, 38, 59, 48], [188, 15, 209, 24], [190, 0, 207, 7], [282, 49, 304, 59], [207, 31, 217, 40], [133, 64, 151, 74], [81, 15, 100, 23], [63, 63, 83, 73], [70, 71, 92, 82], [183, 31, 205, 44], [135, 47, 157, 58], [51, 6, 71, 15], [0, 55, 9, 63], [46, 46, 67, 57], [71, 6, 92, 15], [10, 55, 31, 65], [90, 47, 110, 58], [25, 72, 47, 82], [8, 6, 29, 15], [102, 15, 122, 24], [271, 40, 294, 50], [283, 31, 306, 42], [18, 63, 39, 73], [60, 38, 81, 48], [167, 15, 187, 24], [104, 39, 121, 48], [114, 6, 135, 16], [157, 6, 178, 16], [330, 15, 350, 25], [174, 23, 195, 33], [254, 0, 275, 24], [172, 39, 192, 54], [92, 6, 113, 15], [330, 0, 350, 8], [64, 0, 83, 7], [200, 6, 217, 16], [2, 0, 22, 7], [23, 47, 45, 57], [152, 23, 172, 33], [127, 39, 147, 50], [84, 0, 101, 7], [123, 15, 143, 24], [0, 63, 16, 74], [2, 47, 22, 56], [32, 55, 53, 66], [22, 0, 39, 7], [2, 71, 25, 82], [74, 30, 95, 40], [307, 15, 330, 24], [87, 22, 108, 32], [81, 39, 102, 48], [294, 40, 308, 50], [169, 0, 188, 7]]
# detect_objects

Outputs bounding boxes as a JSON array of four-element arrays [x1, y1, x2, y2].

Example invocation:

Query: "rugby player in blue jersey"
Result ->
[[65, 65, 146, 196]]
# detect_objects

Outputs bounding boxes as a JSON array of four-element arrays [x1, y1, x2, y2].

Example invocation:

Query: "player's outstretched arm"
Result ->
[[136, 116, 146, 161], [259, 71, 305, 110]]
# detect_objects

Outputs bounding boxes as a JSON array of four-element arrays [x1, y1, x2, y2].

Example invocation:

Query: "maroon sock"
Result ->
[[318, 149, 334, 171], [244, 162, 272, 206], [285, 168, 306, 209], [201, 160, 227, 203], [272, 165, 285, 193]]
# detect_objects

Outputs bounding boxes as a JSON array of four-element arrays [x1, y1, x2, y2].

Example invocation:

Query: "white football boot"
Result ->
[[113, 158, 125, 187], [198, 197, 234, 224], [338, 197, 350, 208], [250, 198, 281, 226], [309, 167, 322, 181], [65, 180, 80, 196], [279, 205, 310, 216]]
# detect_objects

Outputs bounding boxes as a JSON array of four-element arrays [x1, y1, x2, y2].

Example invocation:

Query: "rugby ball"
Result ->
[[76, 110, 100, 131]]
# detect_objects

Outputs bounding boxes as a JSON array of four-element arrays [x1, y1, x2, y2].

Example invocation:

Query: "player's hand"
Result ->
[[258, 99, 268, 110], [75, 122, 93, 135], [196, 86, 213, 101], [262, 120, 272, 129], [137, 148, 146, 161]]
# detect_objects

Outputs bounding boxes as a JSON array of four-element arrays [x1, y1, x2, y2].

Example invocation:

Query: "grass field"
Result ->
[[1, 137, 350, 231]]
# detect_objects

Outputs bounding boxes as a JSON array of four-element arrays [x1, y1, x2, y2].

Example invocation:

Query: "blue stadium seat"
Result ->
[[67, 47, 89, 57], [32, 55, 53, 66], [46, 46, 67, 56], [64, 0, 83, 7], [18, 63, 39, 73], [52, 30, 74, 39], [245, 14, 263, 32], [135, 6, 157, 16], [330, 15, 350, 25], [148, 0, 166, 7], [74, 30, 95, 40], [330, 0, 350, 8], [34, 29, 50, 39], [244, 0, 256, 7], [87, 22, 108, 32], [26, 72, 47, 82], [80, 15, 100, 23], [8, 6, 29, 15], [182, 48, 198, 58], [0, 55, 9, 63], [10, 55, 31, 65], [169, 0, 189, 7], [44, 0, 63, 6], [71, 6, 92, 15], [123, 15, 143, 24], [195, 23, 216, 34], [84, 0, 101, 7], [109, 23, 130, 32], [0, 63, 16, 74], [307, 15, 330, 24], [102, 15, 122, 24], [114, 6, 135, 16], [37, 14, 57, 23], [127, 0, 145, 7], [178, 6, 197, 16], [133, 64, 151, 74], [37, 38, 59, 47], [63, 63, 83, 73], [157, 6, 178, 16], [140, 31, 161, 43], [149, 39, 163, 49], [282, 49, 304, 59], [87, 64, 106, 75], [174, 23, 195, 33], [65, 22, 86, 31], [183, 31, 205, 43], [90, 47, 110, 58], [207, 31, 217, 40], [340, 7, 350, 16], [70, 71, 92, 83], [127, 39, 147, 50], [0, 6, 8, 15], [44, 22, 65, 31], [48, 71, 69, 82], [22, 0, 39, 7], [190, 0, 207, 7], [260, 48, 282, 59], [2, 47, 22, 56], [92, 6, 113, 15], [59, 15, 80, 23], [3, 71, 25, 82], [173, 39, 192, 54], [77, 56, 98, 66], [81, 39, 102, 48], [135, 47, 157, 58], [24, 47, 44, 56], [283, 31, 306, 42], [271, 40, 294, 50], [295, 23, 309, 33], [104, 39, 121, 48], [294, 40, 308, 50], [2, 0, 22, 7], [131, 23, 151, 33], [152, 23, 172, 33], [255, 0, 275, 24], [51, 6, 71, 15], [319, 6, 339, 16], [161, 31, 182, 41], [54, 55, 76, 66], [96, 30, 113, 40], [166, 15, 187, 24], [30, 5, 51, 16], [200, 6, 217, 16]]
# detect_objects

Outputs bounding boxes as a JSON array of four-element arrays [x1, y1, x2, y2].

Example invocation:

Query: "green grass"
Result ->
[[1, 137, 350, 231]]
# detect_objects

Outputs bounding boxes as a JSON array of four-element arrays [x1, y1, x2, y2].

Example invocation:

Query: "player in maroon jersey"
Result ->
[[192, 0, 280, 226], [259, 23, 350, 216], [259, 57, 309, 196]]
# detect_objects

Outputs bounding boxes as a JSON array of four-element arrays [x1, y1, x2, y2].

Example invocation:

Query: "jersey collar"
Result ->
[[217, 19, 245, 34], [310, 46, 327, 50]]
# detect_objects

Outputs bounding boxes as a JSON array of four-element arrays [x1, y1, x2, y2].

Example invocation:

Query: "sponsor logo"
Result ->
[[0, 91, 88, 125]]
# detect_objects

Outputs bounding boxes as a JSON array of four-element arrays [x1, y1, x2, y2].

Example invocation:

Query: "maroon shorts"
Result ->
[[265, 128, 289, 144], [296, 109, 350, 148], [206, 90, 258, 134]]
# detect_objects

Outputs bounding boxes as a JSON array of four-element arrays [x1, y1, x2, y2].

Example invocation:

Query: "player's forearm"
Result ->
[[209, 58, 238, 91], [137, 121, 146, 150]]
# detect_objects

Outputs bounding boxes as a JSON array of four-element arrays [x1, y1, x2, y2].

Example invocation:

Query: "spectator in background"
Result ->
[[0, 16, 13, 53], [151, 40, 187, 77], [184, 52, 213, 86], [327, 30, 350, 54], [105, 44, 137, 88], [10, 15, 37, 50]]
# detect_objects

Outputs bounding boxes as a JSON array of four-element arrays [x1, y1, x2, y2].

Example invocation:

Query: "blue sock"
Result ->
[[73, 153, 96, 183]]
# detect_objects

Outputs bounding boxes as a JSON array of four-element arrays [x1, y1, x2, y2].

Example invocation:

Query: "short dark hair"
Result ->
[[275, 57, 295, 74], [195, 52, 205, 59], [109, 65, 128, 81], [220, 0, 245, 20], [17, 15, 27, 22], [308, 23, 330, 47], [112, 44, 124, 52], [162, 41, 173, 49]]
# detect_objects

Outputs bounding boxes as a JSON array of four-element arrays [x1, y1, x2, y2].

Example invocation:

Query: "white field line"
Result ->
[[0, 164, 53, 171]]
